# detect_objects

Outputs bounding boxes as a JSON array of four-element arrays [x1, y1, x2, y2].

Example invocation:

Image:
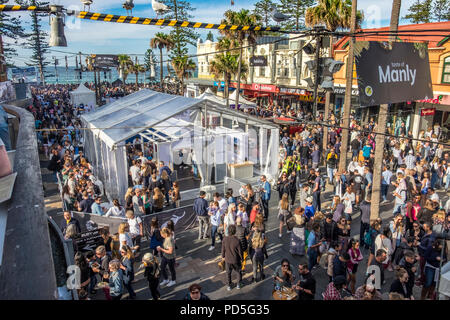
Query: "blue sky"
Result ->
[[5, 0, 415, 66]]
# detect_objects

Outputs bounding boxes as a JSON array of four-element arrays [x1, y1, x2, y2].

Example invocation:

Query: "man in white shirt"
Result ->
[[214, 192, 228, 216], [381, 166, 393, 203], [404, 150, 416, 170], [138, 151, 148, 165], [129, 160, 141, 185], [355, 162, 365, 176], [428, 187, 440, 204], [125, 210, 143, 254], [392, 173, 407, 216]]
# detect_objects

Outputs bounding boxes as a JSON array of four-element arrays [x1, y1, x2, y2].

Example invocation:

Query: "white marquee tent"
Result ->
[[70, 83, 96, 107], [197, 88, 226, 105], [228, 90, 257, 108], [81, 89, 279, 201]]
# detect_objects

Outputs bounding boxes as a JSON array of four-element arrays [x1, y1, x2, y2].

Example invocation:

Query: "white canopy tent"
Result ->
[[228, 90, 257, 108], [70, 83, 96, 108], [81, 89, 279, 202], [197, 88, 226, 105]]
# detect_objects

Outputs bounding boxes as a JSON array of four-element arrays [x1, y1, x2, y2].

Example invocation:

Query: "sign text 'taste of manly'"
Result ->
[[354, 42, 433, 106]]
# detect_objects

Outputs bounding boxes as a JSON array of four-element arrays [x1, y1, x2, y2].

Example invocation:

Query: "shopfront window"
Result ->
[[260, 66, 266, 77], [442, 56, 450, 84]]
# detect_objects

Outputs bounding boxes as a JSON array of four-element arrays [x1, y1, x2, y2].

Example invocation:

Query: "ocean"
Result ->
[[8, 66, 197, 85]]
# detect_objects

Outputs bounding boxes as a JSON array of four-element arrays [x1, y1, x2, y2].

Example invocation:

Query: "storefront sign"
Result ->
[[299, 94, 325, 104], [250, 56, 268, 67], [279, 87, 306, 95], [252, 83, 278, 93], [420, 108, 436, 116], [333, 87, 359, 96], [415, 95, 445, 104], [355, 42, 433, 106]]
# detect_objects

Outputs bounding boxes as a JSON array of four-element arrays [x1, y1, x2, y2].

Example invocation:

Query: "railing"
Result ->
[[0, 104, 57, 299], [48, 217, 78, 300]]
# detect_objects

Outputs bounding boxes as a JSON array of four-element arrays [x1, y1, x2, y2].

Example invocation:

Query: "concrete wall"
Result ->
[[0, 105, 57, 300]]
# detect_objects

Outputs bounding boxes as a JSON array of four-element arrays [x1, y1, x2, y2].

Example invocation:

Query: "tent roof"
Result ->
[[228, 90, 256, 106], [81, 89, 205, 148], [197, 88, 226, 105], [72, 83, 94, 94]]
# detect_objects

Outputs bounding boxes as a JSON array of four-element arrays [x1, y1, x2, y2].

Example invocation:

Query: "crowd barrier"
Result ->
[[54, 205, 197, 238]]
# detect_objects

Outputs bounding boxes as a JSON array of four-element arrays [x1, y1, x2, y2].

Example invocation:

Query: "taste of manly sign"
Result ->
[[354, 41, 433, 106]]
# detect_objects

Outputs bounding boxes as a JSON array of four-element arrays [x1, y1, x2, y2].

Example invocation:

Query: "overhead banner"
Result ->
[[92, 54, 119, 68], [354, 42, 433, 106]]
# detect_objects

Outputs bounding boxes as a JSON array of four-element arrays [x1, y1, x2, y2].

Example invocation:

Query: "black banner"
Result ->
[[142, 206, 197, 238], [74, 228, 104, 252], [55, 205, 197, 239], [354, 41, 433, 106], [250, 56, 267, 67], [92, 54, 119, 68]]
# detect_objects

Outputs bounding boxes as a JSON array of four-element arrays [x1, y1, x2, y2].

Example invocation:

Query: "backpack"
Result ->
[[319, 252, 329, 269], [364, 228, 375, 247], [320, 176, 326, 192]]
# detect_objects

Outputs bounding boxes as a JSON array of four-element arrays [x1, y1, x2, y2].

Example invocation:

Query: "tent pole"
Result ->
[[204, 102, 209, 186]]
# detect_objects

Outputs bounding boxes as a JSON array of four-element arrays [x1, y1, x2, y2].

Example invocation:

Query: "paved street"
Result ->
[[41, 159, 449, 300]]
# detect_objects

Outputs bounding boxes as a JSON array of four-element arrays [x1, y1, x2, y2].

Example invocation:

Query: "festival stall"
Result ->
[[70, 83, 96, 108], [81, 89, 279, 202]]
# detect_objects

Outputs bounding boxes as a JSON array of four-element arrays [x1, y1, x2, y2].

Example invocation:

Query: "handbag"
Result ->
[[218, 258, 226, 271], [286, 216, 297, 231]]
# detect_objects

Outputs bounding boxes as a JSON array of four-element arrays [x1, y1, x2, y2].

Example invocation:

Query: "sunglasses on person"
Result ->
[[190, 291, 200, 294], [282, 264, 289, 268]]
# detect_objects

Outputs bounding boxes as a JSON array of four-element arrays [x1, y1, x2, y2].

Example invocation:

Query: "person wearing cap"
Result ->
[[405, 149, 416, 170], [322, 275, 347, 300], [304, 197, 315, 221], [312, 169, 322, 211]]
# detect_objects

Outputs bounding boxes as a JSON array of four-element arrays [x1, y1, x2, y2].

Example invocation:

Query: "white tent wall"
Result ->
[[269, 128, 280, 180], [115, 145, 129, 202], [70, 84, 96, 107], [81, 90, 279, 199]]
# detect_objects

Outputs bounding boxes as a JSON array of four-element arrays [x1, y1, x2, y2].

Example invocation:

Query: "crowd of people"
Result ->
[[30, 83, 188, 300], [250, 101, 450, 300], [28, 82, 449, 300]]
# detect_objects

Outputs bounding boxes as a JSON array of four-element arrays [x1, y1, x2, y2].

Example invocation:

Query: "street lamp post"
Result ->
[[312, 25, 324, 120]]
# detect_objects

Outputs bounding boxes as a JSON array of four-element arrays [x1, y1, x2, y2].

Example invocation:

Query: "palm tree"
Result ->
[[371, 0, 401, 221], [220, 9, 261, 109], [210, 51, 248, 108], [305, 0, 363, 31], [150, 32, 175, 91], [131, 60, 146, 90], [117, 54, 133, 83], [305, 0, 363, 171], [171, 55, 196, 96]]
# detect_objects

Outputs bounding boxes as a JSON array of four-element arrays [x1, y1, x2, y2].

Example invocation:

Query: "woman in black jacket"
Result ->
[[142, 252, 160, 300], [120, 245, 136, 299], [421, 240, 446, 300], [74, 252, 90, 293], [390, 267, 412, 299]]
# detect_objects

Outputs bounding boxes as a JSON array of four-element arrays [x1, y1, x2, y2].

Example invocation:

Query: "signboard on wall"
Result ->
[[250, 56, 267, 67], [355, 42, 433, 106], [420, 108, 436, 116]]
